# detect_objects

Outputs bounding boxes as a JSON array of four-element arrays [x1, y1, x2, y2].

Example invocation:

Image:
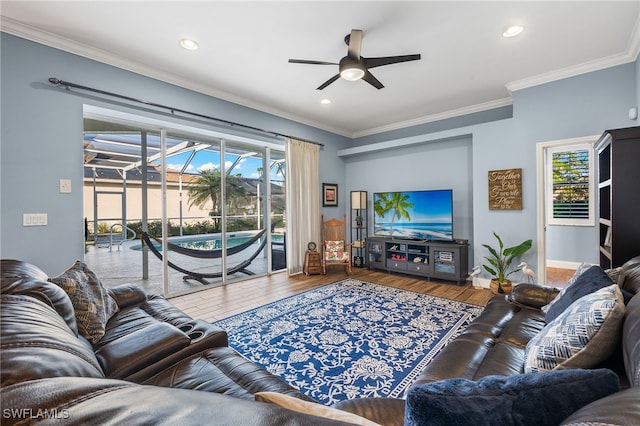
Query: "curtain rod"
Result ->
[[47, 77, 324, 147]]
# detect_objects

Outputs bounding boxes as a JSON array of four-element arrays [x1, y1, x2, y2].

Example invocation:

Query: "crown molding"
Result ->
[[351, 97, 513, 139], [3, 11, 639, 140], [506, 51, 637, 93], [507, 11, 640, 93]]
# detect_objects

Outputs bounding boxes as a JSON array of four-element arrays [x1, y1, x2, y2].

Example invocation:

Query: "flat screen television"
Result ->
[[373, 189, 453, 241]]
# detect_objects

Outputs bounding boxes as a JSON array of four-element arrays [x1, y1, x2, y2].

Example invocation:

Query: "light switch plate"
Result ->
[[59, 179, 72, 193]]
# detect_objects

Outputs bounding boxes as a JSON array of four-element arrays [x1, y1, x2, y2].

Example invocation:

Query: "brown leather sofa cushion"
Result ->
[[95, 322, 191, 379], [0, 377, 351, 426], [508, 283, 559, 308], [621, 256, 640, 294], [560, 387, 640, 425], [413, 294, 546, 385], [623, 292, 640, 387], [108, 283, 148, 307], [0, 294, 105, 387], [1, 275, 79, 334], [141, 346, 314, 401], [0, 259, 49, 282], [333, 397, 405, 426]]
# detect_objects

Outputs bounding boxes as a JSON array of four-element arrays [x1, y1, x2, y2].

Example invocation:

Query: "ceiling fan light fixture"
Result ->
[[340, 67, 365, 81], [339, 57, 365, 81]]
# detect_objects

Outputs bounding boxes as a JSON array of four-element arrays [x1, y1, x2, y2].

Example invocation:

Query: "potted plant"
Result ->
[[482, 232, 532, 294], [355, 215, 363, 227]]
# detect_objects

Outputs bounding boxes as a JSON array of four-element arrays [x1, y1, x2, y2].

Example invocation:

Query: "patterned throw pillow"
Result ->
[[325, 240, 348, 261], [543, 265, 614, 323], [524, 284, 625, 373], [541, 262, 592, 313], [49, 260, 119, 343]]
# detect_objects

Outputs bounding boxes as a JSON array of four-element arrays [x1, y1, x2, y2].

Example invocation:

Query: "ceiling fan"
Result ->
[[288, 29, 421, 90]]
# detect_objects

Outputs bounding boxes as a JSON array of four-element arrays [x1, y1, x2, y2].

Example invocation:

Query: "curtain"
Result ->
[[285, 138, 321, 275]]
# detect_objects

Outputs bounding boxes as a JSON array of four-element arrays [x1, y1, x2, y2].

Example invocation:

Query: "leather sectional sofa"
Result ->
[[2, 256, 640, 425], [0, 259, 356, 425], [336, 256, 640, 425]]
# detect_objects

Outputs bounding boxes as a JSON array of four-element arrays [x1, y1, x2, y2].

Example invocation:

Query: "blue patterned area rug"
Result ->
[[214, 278, 483, 404]]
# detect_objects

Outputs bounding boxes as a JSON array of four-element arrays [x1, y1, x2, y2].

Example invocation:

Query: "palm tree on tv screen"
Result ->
[[374, 192, 413, 236]]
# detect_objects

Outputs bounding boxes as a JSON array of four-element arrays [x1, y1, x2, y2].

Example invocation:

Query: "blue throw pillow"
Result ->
[[404, 369, 619, 426], [545, 265, 613, 323]]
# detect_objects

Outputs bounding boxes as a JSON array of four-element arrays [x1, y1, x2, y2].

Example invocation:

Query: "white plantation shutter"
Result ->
[[547, 143, 594, 226]]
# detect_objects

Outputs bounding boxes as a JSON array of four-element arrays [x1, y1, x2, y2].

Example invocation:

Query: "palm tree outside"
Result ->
[[187, 169, 249, 230]]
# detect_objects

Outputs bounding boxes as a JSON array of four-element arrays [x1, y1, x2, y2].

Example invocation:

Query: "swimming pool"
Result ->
[[131, 232, 282, 252]]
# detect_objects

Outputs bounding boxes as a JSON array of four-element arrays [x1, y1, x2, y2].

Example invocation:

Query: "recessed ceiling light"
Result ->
[[502, 25, 525, 38], [179, 38, 199, 51], [320, 98, 332, 105]]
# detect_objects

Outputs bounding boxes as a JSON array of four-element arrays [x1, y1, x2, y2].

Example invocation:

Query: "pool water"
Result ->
[[178, 235, 251, 251], [131, 233, 282, 252]]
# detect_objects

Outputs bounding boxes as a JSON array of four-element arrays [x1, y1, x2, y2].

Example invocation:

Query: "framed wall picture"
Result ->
[[323, 183, 338, 207], [488, 168, 523, 210]]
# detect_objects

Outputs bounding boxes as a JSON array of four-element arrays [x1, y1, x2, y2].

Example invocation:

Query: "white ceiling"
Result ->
[[2, 1, 639, 138]]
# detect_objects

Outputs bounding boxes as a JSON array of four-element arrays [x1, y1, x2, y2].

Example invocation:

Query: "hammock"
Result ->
[[141, 230, 267, 285], [142, 229, 266, 259]]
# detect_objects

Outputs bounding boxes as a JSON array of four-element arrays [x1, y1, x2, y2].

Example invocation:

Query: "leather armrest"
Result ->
[[332, 397, 405, 426], [508, 283, 559, 309], [0, 377, 350, 426], [95, 322, 190, 379], [560, 388, 640, 425], [108, 284, 147, 308]]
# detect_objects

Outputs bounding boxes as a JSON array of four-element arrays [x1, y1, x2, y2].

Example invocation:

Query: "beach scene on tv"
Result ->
[[373, 190, 453, 241]]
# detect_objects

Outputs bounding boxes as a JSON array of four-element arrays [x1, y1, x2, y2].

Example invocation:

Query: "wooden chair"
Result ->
[[321, 214, 352, 275]]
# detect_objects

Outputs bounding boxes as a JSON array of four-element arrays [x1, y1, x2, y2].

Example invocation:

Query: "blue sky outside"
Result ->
[[161, 150, 284, 184]]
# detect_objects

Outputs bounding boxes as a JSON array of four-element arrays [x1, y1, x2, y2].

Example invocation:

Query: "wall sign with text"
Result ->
[[488, 168, 522, 210]]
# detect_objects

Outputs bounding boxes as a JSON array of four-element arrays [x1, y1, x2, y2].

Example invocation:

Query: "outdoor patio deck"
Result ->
[[84, 238, 273, 297]]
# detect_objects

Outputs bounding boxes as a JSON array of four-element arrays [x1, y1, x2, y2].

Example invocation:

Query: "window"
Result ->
[[546, 143, 594, 226]]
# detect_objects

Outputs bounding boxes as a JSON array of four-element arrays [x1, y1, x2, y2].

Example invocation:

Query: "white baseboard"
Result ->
[[546, 259, 584, 270]]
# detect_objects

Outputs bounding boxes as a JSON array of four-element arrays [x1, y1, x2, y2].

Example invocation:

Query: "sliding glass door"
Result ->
[[83, 116, 286, 297]]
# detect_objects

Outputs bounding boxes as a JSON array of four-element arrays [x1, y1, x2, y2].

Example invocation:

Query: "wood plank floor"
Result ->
[[169, 267, 577, 323], [169, 268, 495, 323]]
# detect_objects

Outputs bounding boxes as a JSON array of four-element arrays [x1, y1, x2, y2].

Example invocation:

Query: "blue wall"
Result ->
[[0, 34, 349, 274], [347, 63, 637, 279], [1, 32, 638, 279], [344, 136, 474, 265]]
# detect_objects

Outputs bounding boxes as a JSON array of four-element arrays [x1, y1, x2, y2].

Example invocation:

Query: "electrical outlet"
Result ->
[[23, 213, 48, 226]]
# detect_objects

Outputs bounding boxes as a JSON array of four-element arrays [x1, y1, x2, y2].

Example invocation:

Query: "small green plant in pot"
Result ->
[[482, 232, 532, 294]]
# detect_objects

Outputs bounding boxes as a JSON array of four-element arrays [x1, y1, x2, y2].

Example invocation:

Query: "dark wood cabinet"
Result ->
[[595, 126, 640, 269], [365, 237, 468, 284]]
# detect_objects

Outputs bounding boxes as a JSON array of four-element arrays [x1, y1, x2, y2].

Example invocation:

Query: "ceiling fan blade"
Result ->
[[347, 29, 362, 59], [288, 59, 338, 65], [362, 70, 384, 90], [363, 54, 421, 69], [317, 74, 340, 90]]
